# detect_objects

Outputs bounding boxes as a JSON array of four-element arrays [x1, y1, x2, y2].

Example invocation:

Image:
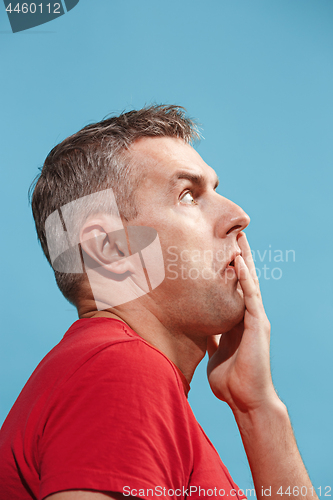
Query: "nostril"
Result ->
[[226, 225, 242, 235]]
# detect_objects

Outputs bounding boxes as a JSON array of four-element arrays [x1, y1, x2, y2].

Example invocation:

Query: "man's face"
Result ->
[[127, 136, 250, 337]]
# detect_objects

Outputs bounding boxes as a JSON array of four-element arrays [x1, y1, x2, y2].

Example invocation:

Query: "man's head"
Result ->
[[30, 105, 199, 306], [31, 104, 250, 336]]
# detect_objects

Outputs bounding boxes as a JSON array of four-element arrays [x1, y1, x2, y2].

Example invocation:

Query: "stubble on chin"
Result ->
[[221, 279, 245, 330]]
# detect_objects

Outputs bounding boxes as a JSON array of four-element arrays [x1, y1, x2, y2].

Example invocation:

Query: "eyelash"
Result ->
[[179, 190, 198, 205]]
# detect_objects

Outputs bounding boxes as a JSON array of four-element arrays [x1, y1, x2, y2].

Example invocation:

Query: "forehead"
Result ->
[[128, 136, 217, 187]]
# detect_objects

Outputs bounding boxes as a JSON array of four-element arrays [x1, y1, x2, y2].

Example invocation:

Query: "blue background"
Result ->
[[1, 0, 332, 492]]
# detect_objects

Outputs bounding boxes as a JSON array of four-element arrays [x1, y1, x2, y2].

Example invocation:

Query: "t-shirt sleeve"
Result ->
[[38, 339, 193, 499]]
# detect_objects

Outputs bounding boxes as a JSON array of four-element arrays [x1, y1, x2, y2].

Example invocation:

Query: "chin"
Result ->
[[225, 309, 244, 333], [219, 293, 245, 333]]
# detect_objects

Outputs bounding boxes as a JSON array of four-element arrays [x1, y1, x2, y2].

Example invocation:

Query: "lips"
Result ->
[[225, 250, 241, 272]]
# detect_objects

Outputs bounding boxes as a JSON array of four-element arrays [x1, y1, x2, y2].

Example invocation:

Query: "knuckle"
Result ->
[[263, 317, 271, 330]]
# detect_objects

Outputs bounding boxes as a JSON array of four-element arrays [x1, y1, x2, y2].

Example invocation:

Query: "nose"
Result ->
[[215, 197, 250, 239]]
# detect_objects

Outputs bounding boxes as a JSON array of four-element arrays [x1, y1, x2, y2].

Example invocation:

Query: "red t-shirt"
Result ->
[[0, 318, 246, 500]]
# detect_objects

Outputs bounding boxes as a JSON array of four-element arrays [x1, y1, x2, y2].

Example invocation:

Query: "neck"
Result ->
[[79, 304, 207, 384]]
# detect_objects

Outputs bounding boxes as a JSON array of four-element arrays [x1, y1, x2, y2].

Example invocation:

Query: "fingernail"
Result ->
[[238, 255, 245, 265]]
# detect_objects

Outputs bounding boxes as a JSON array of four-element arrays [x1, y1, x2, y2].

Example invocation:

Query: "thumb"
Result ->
[[207, 334, 221, 358]]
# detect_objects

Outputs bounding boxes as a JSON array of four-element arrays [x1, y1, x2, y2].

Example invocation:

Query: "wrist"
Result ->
[[233, 394, 288, 434]]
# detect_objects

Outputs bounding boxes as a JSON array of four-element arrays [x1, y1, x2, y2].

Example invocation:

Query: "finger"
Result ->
[[235, 255, 263, 316], [237, 232, 258, 283], [207, 327, 243, 373]]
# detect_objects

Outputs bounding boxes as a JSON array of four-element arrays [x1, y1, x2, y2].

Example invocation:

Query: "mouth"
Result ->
[[223, 250, 241, 274], [225, 259, 236, 277]]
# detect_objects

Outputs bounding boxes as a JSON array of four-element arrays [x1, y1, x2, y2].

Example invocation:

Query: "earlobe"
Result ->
[[109, 257, 136, 275]]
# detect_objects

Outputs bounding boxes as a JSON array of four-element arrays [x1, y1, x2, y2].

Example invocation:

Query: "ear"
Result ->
[[80, 213, 134, 275]]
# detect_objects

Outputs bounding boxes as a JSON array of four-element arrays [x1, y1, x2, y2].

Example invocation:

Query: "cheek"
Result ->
[[164, 260, 224, 287]]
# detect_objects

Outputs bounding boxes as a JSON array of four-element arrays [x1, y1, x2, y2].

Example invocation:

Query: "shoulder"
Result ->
[[55, 318, 188, 406], [37, 322, 194, 500], [81, 334, 187, 402], [39, 320, 191, 458]]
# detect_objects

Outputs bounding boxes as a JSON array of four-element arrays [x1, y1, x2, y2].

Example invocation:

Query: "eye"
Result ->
[[180, 190, 197, 205]]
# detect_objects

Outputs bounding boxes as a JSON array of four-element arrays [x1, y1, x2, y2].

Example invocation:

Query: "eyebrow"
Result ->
[[167, 170, 219, 193]]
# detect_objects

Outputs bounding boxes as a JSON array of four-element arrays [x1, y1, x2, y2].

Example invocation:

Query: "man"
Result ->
[[0, 105, 316, 500]]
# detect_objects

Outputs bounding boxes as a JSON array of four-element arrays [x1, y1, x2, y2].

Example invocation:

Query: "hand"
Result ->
[[207, 232, 279, 414]]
